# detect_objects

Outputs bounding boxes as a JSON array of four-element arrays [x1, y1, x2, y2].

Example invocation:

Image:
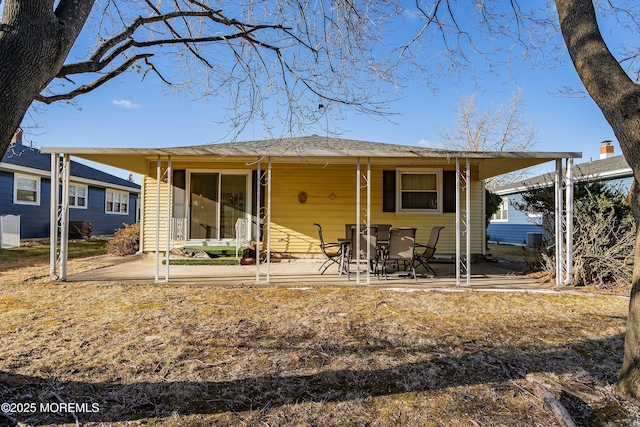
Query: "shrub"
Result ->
[[571, 191, 634, 287], [106, 223, 140, 256], [516, 180, 634, 287]]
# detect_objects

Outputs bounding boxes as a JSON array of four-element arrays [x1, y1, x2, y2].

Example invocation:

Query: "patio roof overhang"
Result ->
[[43, 137, 580, 287], [41, 144, 582, 181]]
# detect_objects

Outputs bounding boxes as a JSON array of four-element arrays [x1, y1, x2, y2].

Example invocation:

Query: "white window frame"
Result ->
[[105, 189, 129, 215], [69, 183, 88, 209], [491, 197, 509, 222], [13, 173, 40, 205], [186, 169, 252, 241], [396, 168, 443, 214]]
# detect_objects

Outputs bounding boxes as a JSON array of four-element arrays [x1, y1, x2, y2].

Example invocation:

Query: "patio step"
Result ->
[[182, 245, 247, 258]]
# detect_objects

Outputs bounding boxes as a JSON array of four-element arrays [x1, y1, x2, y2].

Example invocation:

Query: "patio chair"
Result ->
[[414, 226, 444, 276], [314, 223, 342, 274], [382, 227, 417, 280], [346, 225, 380, 280]]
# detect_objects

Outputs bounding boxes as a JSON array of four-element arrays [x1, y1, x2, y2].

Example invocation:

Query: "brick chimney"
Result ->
[[11, 128, 23, 145], [600, 140, 614, 159]]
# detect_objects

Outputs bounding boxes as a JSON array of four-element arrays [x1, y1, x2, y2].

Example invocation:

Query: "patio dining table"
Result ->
[[337, 224, 390, 276]]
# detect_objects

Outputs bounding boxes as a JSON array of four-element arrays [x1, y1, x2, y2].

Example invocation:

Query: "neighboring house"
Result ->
[[42, 136, 579, 262], [0, 131, 141, 239], [488, 141, 632, 245]]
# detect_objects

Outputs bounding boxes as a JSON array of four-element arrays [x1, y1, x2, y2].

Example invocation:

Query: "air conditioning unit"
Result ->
[[526, 232, 542, 249]]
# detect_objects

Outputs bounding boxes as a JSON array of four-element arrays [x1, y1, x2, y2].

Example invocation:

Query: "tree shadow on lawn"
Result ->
[[0, 334, 628, 426]]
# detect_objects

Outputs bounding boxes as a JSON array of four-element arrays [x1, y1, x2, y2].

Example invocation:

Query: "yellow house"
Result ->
[[42, 136, 581, 284]]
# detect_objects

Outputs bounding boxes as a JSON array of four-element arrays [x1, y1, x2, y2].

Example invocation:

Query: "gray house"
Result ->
[[488, 142, 632, 245]]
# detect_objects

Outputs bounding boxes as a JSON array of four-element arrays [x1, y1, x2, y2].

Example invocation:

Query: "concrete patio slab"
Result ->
[[67, 253, 551, 291]]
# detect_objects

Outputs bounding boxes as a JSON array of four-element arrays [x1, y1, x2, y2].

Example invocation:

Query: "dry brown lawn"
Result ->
[[0, 255, 638, 426]]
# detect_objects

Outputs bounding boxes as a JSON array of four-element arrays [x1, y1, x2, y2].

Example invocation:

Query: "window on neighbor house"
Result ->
[[14, 174, 40, 205], [491, 197, 509, 222], [396, 169, 442, 213], [69, 184, 88, 208], [105, 189, 129, 214]]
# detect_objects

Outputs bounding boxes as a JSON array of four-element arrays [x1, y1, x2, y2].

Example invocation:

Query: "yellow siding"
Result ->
[[267, 164, 485, 256], [141, 174, 170, 253], [140, 160, 487, 256]]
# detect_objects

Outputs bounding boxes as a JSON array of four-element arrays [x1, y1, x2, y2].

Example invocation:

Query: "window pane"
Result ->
[[17, 177, 36, 191], [402, 174, 436, 191], [17, 190, 36, 202], [78, 197, 86, 207], [106, 202, 113, 211], [69, 186, 76, 197], [114, 201, 120, 212], [402, 192, 437, 209]]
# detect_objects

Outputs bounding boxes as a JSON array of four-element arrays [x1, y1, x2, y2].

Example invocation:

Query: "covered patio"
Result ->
[[66, 252, 550, 291], [42, 136, 581, 287]]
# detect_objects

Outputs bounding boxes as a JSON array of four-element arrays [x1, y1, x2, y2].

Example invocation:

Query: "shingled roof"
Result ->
[[1, 141, 140, 191], [42, 135, 582, 181], [494, 155, 631, 195]]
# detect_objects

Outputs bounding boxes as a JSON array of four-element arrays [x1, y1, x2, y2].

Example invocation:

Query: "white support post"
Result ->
[[50, 153, 60, 280], [465, 158, 471, 286], [455, 159, 470, 286], [59, 154, 71, 280], [165, 155, 172, 283], [555, 159, 564, 287], [456, 159, 461, 286], [266, 157, 272, 283], [155, 156, 161, 283], [356, 157, 361, 284], [564, 158, 574, 285], [366, 157, 371, 286], [256, 160, 261, 283]]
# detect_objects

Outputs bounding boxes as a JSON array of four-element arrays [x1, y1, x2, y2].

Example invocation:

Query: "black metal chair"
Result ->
[[314, 223, 342, 274], [382, 227, 417, 280], [414, 226, 444, 276]]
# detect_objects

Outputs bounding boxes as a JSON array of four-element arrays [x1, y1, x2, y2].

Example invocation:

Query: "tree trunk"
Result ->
[[619, 179, 640, 399], [555, 0, 640, 400], [0, 0, 94, 155]]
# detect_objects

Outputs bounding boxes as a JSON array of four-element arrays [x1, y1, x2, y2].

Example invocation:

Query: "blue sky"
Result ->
[[21, 5, 621, 183]]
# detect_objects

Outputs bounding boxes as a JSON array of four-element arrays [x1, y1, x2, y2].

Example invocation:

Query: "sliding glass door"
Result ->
[[189, 172, 248, 240]]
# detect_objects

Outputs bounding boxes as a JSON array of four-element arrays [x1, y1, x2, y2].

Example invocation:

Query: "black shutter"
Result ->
[[443, 171, 456, 213], [382, 170, 396, 212]]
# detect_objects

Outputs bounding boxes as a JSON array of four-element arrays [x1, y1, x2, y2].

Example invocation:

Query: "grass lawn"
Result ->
[[0, 247, 637, 426], [0, 240, 107, 269], [487, 243, 537, 263]]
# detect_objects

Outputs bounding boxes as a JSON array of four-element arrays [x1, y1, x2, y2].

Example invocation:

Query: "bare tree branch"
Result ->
[[37, 53, 153, 104], [438, 88, 537, 188]]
